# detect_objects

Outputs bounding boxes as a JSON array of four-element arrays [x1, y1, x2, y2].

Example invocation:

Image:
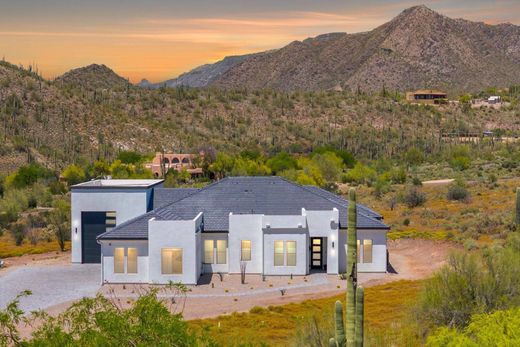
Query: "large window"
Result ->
[[127, 248, 138, 273], [363, 240, 373, 263], [114, 247, 124, 273], [274, 240, 297, 266], [204, 240, 214, 263], [216, 240, 227, 264], [274, 241, 284, 266], [241, 240, 251, 261], [286, 241, 296, 266], [161, 248, 183, 274]]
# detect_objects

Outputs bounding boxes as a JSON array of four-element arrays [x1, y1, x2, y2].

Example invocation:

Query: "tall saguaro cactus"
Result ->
[[329, 188, 364, 347]]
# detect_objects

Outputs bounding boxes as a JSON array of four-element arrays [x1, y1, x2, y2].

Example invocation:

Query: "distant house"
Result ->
[[70, 177, 389, 284], [487, 96, 501, 104], [406, 89, 447, 104], [145, 152, 203, 178]]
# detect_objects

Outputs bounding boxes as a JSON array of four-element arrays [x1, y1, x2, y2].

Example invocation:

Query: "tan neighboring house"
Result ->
[[145, 152, 203, 178], [406, 89, 447, 104]]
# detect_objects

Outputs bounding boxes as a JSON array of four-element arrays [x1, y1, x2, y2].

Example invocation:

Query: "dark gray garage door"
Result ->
[[81, 212, 114, 263]]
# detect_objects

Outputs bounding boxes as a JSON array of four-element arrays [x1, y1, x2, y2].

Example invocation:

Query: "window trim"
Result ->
[[241, 240, 252, 261], [203, 239, 214, 264], [114, 247, 125, 274], [216, 240, 227, 265], [161, 247, 183, 275], [127, 247, 138, 274], [363, 239, 373, 264]]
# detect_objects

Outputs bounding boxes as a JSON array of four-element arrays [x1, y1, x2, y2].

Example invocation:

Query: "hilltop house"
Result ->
[[406, 89, 447, 104], [71, 177, 389, 284], [144, 152, 203, 178]]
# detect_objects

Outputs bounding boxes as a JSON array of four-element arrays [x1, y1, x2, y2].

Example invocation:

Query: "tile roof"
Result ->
[[98, 176, 389, 240], [153, 188, 199, 208]]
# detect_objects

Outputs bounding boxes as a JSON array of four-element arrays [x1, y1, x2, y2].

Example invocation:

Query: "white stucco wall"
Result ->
[[100, 240, 149, 283], [356, 229, 387, 272], [263, 231, 308, 275], [305, 208, 339, 274], [148, 213, 203, 284], [71, 188, 153, 263], [228, 214, 264, 274]]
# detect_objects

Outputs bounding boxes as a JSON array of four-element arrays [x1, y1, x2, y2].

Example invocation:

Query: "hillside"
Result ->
[[55, 64, 131, 90], [156, 6, 520, 92], [1, 57, 520, 175], [141, 52, 266, 89]]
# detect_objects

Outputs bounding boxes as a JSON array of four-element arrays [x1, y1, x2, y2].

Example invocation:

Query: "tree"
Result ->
[[61, 164, 85, 186], [47, 199, 70, 251], [266, 152, 297, 174], [426, 307, 520, 347]]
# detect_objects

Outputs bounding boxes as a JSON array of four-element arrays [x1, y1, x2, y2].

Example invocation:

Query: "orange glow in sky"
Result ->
[[0, 1, 518, 83]]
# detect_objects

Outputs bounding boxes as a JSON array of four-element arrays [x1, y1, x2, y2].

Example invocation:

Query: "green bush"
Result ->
[[416, 238, 520, 331], [447, 180, 470, 202], [426, 307, 520, 346], [5, 164, 53, 189], [61, 164, 86, 186], [403, 188, 426, 208]]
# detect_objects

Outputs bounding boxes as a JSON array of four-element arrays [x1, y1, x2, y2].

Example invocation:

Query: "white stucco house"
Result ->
[[71, 176, 389, 284]]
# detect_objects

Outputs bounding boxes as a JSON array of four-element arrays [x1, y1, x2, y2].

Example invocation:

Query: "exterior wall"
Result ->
[[305, 209, 339, 274], [356, 229, 387, 272], [100, 240, 149, 283], [148, 213, 203, 284], [228, 214, 264, 274], [71, 188, 153, 263], [201, 233, 229, 273], [263, 230, 308, 275]]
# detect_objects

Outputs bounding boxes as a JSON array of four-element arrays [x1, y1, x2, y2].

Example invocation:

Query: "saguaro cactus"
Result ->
[[329, 188, 364, 347], [516, 188, 520, 229]]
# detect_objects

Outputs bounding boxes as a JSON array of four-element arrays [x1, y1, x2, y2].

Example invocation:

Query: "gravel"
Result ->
[[0, 264, 100, 312]]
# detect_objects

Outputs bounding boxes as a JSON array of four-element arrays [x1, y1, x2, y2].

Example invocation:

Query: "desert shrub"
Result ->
[[10, 220, 28, 246], [61, 164, 85, 186], [5, 164, 53, 189], [404, 147, 424, 166], [463, 238, 477, 251], [448, 146, 472, 171], [403, 218, 410, 226], [426, 307, 520, 346], [447, 180, 470, 202], [117, 150, 144, 164], [266, 151, 297, 174], [345, 162, 377, 186], [416, 238, 520, 331], [403, 188, 426, 208], [0, 286, 209, 346]]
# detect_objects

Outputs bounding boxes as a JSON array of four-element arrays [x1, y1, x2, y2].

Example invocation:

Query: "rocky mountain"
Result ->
[[156, 5, 520, 92], [142, 52, 266, 89], [55, 64, 131, 90]]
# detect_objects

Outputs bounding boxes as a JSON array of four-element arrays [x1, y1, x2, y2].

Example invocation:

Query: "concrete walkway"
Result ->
[[0, 264, 100, 312]]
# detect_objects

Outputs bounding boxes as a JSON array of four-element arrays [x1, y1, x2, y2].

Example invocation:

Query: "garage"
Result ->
[[81, 212, 115, 263]]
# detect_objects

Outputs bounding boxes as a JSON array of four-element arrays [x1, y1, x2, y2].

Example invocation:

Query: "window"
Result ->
[[286, 241, 296, 266], [274, 241, 284, 266], [161, 248, 183, 274], [114, 247, 124, 273], [357, 240, 361, 263], [106, 211, 116, 232], [216, 240, 227, 264], [363, 240, 373, 263], [241, 240, 251, 261], [204, 240, 214, 263], [127, 248, 138, 273]]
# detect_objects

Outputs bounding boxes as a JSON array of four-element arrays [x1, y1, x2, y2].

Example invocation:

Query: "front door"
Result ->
[[311, 237, 323, 269]]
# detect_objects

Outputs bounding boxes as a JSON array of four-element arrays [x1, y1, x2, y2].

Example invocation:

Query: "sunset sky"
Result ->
[[1, 0, 519, 83]]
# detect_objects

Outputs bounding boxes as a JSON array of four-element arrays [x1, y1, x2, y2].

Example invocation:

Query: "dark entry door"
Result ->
[[311, 237, 323, 269], [81, 212, 108, 263]]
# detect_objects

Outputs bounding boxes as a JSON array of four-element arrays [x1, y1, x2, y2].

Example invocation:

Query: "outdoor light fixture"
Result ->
[[75, 228, 78, 234], [332, 241, 335, 249]]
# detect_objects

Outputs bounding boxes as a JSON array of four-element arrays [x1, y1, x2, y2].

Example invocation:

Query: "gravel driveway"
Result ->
[[0, 264, 100, 312]]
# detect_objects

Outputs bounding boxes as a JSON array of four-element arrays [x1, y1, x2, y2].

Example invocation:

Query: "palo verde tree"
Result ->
[[330, 188, 364, 347]]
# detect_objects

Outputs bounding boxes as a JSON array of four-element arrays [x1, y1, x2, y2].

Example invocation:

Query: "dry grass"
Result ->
[[188, 280, 422, 346], [355, 177, 519, 245], [0, 233, 69, 258]]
